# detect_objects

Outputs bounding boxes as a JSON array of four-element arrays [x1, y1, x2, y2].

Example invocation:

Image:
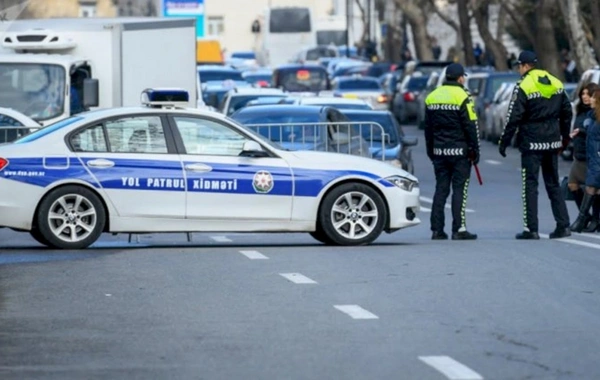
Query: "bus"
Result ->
[[260, 6, 317, 68], [315, 16, 347, 47]]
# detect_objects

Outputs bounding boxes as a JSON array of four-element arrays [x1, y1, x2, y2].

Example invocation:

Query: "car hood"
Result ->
[[280, 149, 417, 181]]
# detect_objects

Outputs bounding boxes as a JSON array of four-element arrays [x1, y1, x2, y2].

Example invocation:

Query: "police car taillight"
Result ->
[[0, 158, 8, 171], [141, 88, 189, 108]]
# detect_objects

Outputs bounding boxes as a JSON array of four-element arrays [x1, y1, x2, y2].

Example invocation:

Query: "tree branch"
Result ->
[[500, 1, 536, 46], [428, 0, 459, 31]]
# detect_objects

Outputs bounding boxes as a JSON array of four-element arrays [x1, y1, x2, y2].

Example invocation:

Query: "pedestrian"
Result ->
[[570, 86, 600, 232], [498, 50, 573, 239], [567, 83, 599, 231], [424, 63, 480, 240]]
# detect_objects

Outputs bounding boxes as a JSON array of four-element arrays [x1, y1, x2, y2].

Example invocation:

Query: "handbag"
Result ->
[[561, 176, 575, 201]]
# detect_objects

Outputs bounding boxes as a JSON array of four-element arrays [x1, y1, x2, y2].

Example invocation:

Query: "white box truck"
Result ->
[[0, 17, 199, 127]]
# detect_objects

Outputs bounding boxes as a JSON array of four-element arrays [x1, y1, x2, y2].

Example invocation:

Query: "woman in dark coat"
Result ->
[[568, 83, 598, 230], [571, 86, 600, 232]]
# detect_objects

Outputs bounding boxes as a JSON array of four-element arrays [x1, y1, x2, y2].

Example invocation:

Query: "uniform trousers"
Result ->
[[431, 156, 471, 233]]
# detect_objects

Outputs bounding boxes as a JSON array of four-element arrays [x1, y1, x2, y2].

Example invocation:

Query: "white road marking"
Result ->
[[539, 233, 600, 250], [239, 250, 269, 259], [484, 159, 501, 165], [279, 273, 318, 284], [577, 232, 600, 241], [419, 356, 484, 380], [210, 236, 232, 242], [334, 305, 379, 319], [419, 197, 475, 213]]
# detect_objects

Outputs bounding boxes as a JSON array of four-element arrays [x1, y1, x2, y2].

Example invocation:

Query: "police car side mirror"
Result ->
[[240, 140, 269, 158], [82, 78, 99, 108]]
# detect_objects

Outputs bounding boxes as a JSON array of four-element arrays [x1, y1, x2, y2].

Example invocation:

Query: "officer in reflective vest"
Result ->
[[424, 63, 480, 240], [498, 51, 573, 240]]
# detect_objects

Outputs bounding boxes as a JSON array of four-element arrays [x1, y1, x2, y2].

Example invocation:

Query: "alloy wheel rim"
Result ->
[[330, 191, 378, 239], [48, 194, 97, 243]]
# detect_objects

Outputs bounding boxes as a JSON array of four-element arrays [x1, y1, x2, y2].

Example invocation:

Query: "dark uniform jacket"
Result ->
[[572, 106, 592, 161], [424, 81, 480, 159], [499, 69, 573, 152]]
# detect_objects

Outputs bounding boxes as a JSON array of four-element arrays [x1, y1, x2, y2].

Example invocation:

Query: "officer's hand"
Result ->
[[499, 144, 507, 158], [468, 150, 479, 165]]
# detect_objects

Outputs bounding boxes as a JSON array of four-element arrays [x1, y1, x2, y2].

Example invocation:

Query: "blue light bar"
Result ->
[[141, 88, 189, 108]]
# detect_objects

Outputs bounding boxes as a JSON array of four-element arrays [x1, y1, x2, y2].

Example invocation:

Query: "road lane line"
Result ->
[[539, 233, 600, 250], [279, 273, 317, 284], [576, 233, 600, 241], [421, 206, 431, 212], [239, 250, 269, 259], [334, 305, 379, 319], [210, 236, 232, 242], [419, 356, 484, 380], [419, 196, 474, 213], [484, 159, 501, 165]]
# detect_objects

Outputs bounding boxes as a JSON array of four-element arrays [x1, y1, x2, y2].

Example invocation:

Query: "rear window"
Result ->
[[337, 80, 381, 91], [269, 8, 311, 33], [406, 77, 429, 91], [198, 70, 243, 83], [232, 52, 255, 59], [277, 69, 328, 92]]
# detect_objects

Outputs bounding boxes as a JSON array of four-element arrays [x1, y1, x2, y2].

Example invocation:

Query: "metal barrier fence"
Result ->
[[0, 126, 41, 143], [243, 121, 391, 160]]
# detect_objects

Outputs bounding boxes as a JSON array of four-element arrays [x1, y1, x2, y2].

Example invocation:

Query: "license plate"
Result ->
[[342, 93, 358, 99]]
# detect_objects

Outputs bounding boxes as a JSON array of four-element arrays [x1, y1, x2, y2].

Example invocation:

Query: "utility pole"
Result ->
[[367, 0, 371, 43], [345, 0, 350, 57]]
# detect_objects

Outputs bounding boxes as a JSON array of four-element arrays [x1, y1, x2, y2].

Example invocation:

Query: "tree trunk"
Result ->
[[558, 0, 598, 72], [395, 0, 433, 61], [457, 0, 476, 66], [590, 0, 600, 62], [472, 1, 508, 70], [535, 0, 563, 80]]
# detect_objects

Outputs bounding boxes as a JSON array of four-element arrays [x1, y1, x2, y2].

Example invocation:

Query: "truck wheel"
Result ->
[[318, 183, 387, 246], [36, 186, 106, 250]]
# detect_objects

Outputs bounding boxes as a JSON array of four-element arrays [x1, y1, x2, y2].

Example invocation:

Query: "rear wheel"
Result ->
[[36, 186, 106, 249], [318, 183, 387, 246]]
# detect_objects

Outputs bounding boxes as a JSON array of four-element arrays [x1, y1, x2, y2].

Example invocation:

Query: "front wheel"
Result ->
[[318, 183, 387, 246], [36, 186, 106, 249]]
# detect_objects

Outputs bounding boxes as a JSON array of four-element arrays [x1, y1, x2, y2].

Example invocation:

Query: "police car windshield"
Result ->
[[337, 79, 381, 91], [198, 70, 244, 83], [342, 113, 399, 144]]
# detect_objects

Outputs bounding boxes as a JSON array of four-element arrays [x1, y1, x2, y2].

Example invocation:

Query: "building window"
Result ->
[[79, 1, 97, 18], [207, 16, 225, 37]]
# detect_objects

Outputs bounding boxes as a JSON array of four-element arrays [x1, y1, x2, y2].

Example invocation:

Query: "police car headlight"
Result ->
[[386, 175, 418, 191]]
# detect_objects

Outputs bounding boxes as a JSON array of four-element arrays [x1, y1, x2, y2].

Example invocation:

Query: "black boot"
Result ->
[[572, 188, 584, 209], [583, 197, 600, 232], [571, 193, 595, 233]]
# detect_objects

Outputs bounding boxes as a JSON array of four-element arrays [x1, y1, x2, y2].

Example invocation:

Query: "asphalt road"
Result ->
[[1, 125, 599, 380]]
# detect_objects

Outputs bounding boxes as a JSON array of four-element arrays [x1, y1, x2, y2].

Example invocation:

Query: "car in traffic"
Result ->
[[230, 105, 372, 158], [242, 69, 273, 88], [0, 89, 420, 249], [272, 63, 331, 93], [201, 80, 253, 109], [340, 109, 418, 174], [291, 96, 374, 110], [0, 107, 41, 143], [332, 75, 388, 110], [392, 73, 430, 124], [472, 71, 520, 140], [197, 65, 244, 84], [219, 87, 288, 116]]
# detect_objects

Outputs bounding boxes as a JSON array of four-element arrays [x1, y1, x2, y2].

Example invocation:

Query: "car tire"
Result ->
[[309, 227, 334, 245], [36, 186, 106, 250], [30, 227, 51, 247], [318, 183, 387, 246]]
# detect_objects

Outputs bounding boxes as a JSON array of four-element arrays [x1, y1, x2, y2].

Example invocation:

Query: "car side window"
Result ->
[[173, 116, 250, 156], [105, 116, 168, 154], [0, 114, 23, 127], [70, 125, 108, 152]]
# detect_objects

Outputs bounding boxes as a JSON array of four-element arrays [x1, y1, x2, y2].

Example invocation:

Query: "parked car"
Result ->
[[484, 82, 514, 142], [0, 107, 41, 143], [332, 75, 389, 110], [415, 71, 441, 129], [245, 97, 296, 107], [473, 72, 521, 140], [197, 65, 244, 84], [339, 109, 417, 174], [201, 80, 253, 109], [392, 73, 430, 124], [219, 87, 287, 116], [230, 105, 371, 158]]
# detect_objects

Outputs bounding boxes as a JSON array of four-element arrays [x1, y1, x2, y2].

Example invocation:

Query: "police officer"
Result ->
[[498, 51, 573, 239], [425, 63, 480, 240]]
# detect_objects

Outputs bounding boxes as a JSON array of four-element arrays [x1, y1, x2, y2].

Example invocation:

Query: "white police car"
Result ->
[[0, 89, 420, 249]]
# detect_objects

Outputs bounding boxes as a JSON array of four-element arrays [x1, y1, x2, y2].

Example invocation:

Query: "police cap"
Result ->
[[517, 50, 538, 65], [446, 63, 467, 79]]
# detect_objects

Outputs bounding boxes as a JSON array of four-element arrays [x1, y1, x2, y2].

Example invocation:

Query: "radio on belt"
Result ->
[[141, 88, 189, 108]]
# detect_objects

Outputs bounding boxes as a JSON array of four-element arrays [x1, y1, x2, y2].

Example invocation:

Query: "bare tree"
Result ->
[[354, 0, 369, 46], [558, 0, 598, 72], [588, 0, 600, 62], [471, 0, 508, 70], [394, 0, 433, 61], [428, 0, 464, 63], [534, 0, 562, 79], [457, 0, 475, 66]]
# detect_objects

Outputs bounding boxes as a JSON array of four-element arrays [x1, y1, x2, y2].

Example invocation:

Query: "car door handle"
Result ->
[[185, 163, 212, 172], [87, 159, 115, 168]]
